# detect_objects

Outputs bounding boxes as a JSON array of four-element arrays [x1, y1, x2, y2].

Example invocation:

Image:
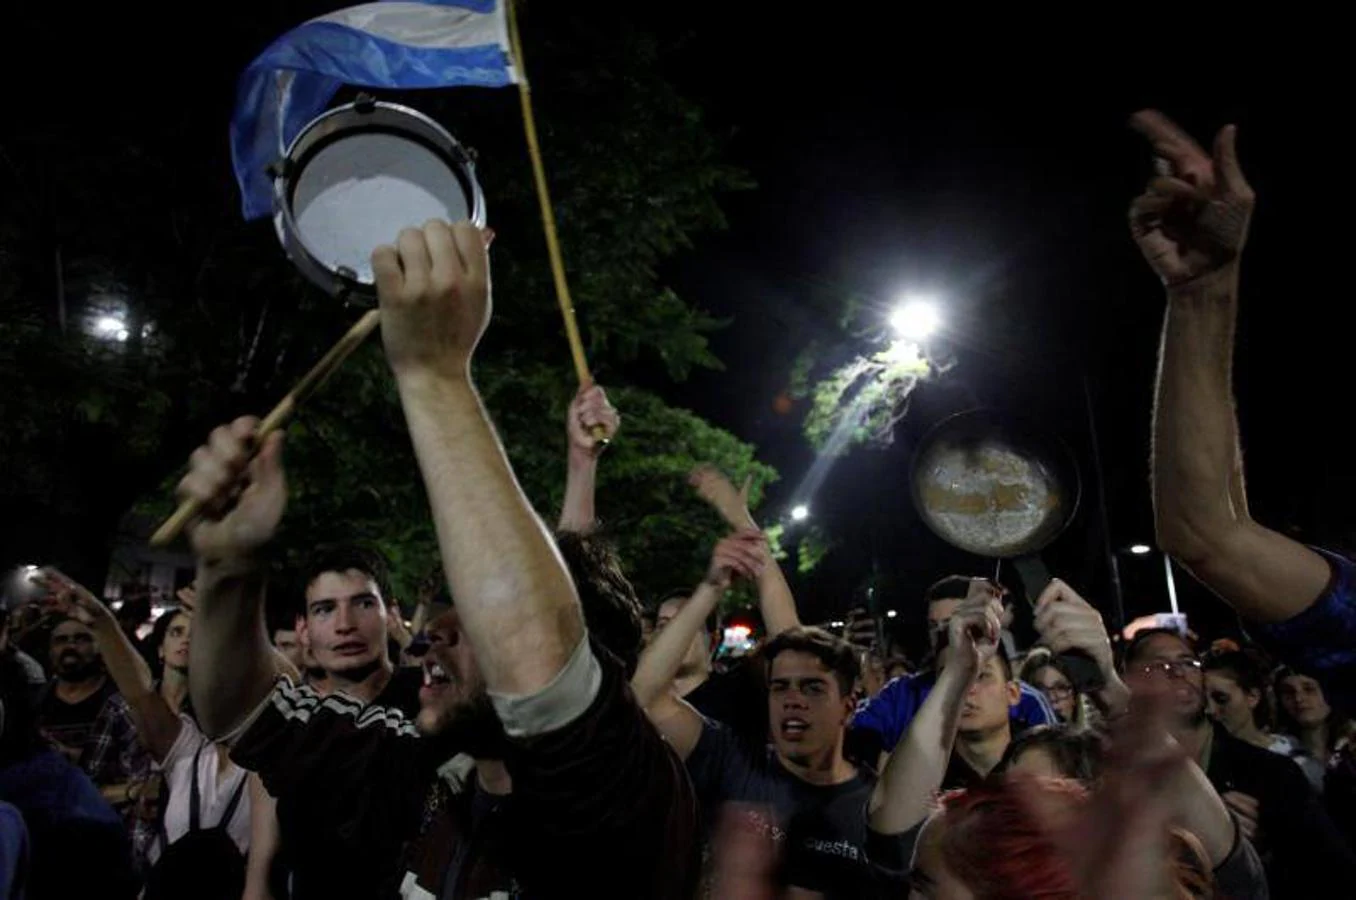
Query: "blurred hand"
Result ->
[[372, 220, 492, 382], [946, 594, 1002, 675], [843, 606, 878, 651], [1222, 791, 1262, 845], [708, 804, 780, 900], [1022, 689, 1187, 898], [1033, 579, 1114, 676], [1128, 110, 1254, 286], [386, 604, 414, 648], [175, 417, 286, 561], [704, 530, 767, 590], [175, 584, 197, 615], [32, 568, 107, 627], [689, 465, 754, 529], [567, 385, 620, 458]]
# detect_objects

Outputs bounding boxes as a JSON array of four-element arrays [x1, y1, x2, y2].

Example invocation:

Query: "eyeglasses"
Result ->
[[1041, 684, 1074, 700], [1138, 658, 1203, 679]]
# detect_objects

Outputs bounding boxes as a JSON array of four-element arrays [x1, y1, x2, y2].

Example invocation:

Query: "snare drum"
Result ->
[[271, 97, 486, 299]]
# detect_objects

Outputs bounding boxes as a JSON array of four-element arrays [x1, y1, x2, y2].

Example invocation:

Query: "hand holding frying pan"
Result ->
[[910, 409, 1105, 691]]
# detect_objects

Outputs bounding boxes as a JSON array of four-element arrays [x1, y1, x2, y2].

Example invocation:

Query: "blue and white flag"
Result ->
[[231, 0, 519, 220]]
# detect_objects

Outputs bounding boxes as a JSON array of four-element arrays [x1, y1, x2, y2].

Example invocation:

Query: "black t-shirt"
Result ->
[[37, 678, 115, 760], [231, 667, 448, 900], [683, 661, 768, 749], [685, 718, 888, 899], [1205, 722, 1356, 897], [401, 642, 702, 900]]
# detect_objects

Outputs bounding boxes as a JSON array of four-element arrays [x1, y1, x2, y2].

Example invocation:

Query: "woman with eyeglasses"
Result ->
[[1019, 649, 1090, 727]]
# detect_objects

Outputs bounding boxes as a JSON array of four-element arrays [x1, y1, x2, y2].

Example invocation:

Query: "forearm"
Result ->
[[558, 452, 599, 533], [397, 373, 583, 695], [242, 774, 279, 900], [869, 664, 969, 835], [632, 582, 721, 708], [89, 616, 182, 761], [1151, 267, 1243, 556], [756, 560, 800, 638], [1170, 759, 1236, 867], [189, 557, 276, 739], [1093, 673, 1132, 720], [88, 615, 155, 703]]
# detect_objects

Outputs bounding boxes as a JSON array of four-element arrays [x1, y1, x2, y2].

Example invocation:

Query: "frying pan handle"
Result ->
[[1011, 555, 1106, 694]]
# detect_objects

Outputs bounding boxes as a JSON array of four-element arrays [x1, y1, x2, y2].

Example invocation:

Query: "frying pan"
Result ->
[[910, 409, 1103, 690]]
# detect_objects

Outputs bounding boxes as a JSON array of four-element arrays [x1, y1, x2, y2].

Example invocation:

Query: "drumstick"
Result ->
[[149, 309, 382, 547], [506, 0, 608, 447]]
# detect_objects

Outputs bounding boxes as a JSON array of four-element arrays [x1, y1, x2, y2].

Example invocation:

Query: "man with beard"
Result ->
[[38, 614, 147, 801], [38, 617, 114, 764], [1123, 628, 1356, 895], [181, 220, 698, 899]]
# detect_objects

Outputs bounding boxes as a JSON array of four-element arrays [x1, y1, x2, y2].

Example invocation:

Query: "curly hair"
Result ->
[[554, 532, 644, 677]]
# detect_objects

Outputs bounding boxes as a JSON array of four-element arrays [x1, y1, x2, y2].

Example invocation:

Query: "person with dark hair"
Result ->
[[0, 652, 138, 899], [849, 577, 1058, 767], [1000, 724, 1104, 782], [1138, 109, 1356, 713], [1020, 651, 1087, 726], [869, 598, 1264, 899], [34, 570, 266, 898], [179, 221, 700, 899], [639, 466, 801, 750], [1202, 649, 1324, 789], [551, 532, 642, 675], [1123, 626, 1356, 895], [636, 529, 884, 897]]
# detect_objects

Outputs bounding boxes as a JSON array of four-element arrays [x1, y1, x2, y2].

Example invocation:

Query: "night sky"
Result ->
[[11, 5, 1350, 648]]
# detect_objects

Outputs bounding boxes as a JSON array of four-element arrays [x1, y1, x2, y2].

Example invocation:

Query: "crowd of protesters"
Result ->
[[3, 109, 1356, 898]]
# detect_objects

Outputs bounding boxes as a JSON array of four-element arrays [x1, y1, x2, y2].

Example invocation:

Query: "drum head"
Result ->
[[274, 100, 485, 298], [909, 409, 1080, 558]]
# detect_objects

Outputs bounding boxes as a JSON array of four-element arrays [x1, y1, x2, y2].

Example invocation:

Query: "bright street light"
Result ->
[[93, 315, 129, 342], [790, 504, 809, 522], [886, 609, 898, 619], [1129, 544, 1152, 556], [889, 298, 940, 341]]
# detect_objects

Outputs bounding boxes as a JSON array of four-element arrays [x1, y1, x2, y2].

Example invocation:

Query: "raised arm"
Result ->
[[373, 221, 580, 697], [691, 466, 800, 637], [634, 532, 765, 758], [1032, 579, 1130, 718], [868, 595, 998, 835], [176, 421, 288, 739], [1134, 110, 1330, 624], [558, 385, 620, 533], [37, 569, 182, 762]]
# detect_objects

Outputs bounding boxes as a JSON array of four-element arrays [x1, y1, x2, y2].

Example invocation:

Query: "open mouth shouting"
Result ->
[[420, 658, 455, 703], [779, 717, 810, 740]]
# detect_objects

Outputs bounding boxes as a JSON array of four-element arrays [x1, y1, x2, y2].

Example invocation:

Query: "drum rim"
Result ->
[[272, 99, 486, 299]]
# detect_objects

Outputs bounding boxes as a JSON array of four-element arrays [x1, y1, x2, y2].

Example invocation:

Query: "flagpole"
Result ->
[[505, 0, 606, 444]]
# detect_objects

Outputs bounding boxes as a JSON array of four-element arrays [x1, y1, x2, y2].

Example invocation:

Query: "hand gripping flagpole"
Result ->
[[505, 0, 608, 445]]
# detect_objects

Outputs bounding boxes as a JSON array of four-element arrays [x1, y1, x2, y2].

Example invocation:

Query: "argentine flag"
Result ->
[[231, 0, 519, 220]]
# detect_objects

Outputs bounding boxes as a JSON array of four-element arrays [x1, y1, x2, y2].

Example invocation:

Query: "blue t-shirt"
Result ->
[[1249, 546, 1356, 714], [849, 671, 1056, 756]]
